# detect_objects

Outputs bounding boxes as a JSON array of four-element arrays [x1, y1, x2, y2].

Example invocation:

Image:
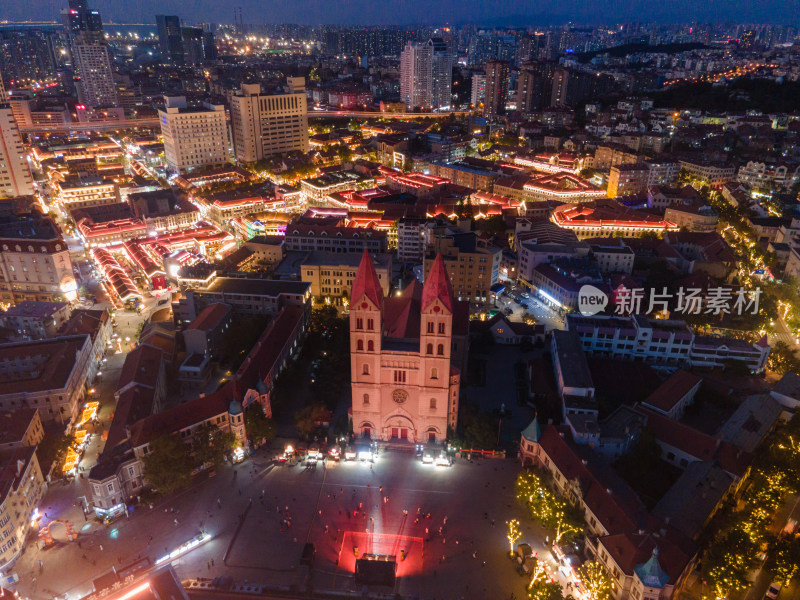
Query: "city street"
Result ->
[[14, 449, 560, 600]]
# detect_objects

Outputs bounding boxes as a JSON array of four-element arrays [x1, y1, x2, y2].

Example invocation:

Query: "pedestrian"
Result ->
[[425, 528, 429, 535], [207, 562, 210, 570], [211, 559, 215, 566]]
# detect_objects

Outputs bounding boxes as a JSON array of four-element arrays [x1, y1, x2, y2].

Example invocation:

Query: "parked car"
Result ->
[[765, 581, 782, 599]]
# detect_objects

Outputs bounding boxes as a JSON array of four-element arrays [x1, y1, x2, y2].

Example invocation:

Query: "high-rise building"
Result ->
[[202, 31, 218, 62], [156, 15, 185, 66], [470, 73, 486, 108], [550, 67, 616, 108], [181, 27, 204, 66], [483, 60, 509, 118], [349, 251, 462, 442], [229, 79, 309, 164], [400, 39, 453, 110], [61, 0, 118, 108], [0, 31, 58, 89], [158, 96, 228, 174], [0, 103, 35, 197], [517, 61, 557, 113]]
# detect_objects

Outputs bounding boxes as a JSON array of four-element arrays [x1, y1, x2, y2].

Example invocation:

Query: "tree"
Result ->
[[766, 535, 800, 585], [143, 434, 194, 495], [768, 341, 800, 376], [703, 528, 755, 600], [294, 403, 328, 439], [192, 423, 237, 467], [244, 403, 275, 447], [577, 561, 613, 600], [507, 519, 522, 554], [37, 432, 74, 474], [528, 580, 563, 600]]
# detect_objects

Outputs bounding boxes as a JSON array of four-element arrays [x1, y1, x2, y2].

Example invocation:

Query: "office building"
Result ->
[[229, 80, 309, 163], [156, 15, 184, 66], [61, 0, 118, 108], [0, 104, 34, 196], [483, 60, 509, 118], [400, 39, 453, 110], [0, 213, 77, 306], [55, 176, 120, 210], [158, 96, 228, 174], [292, 250, 392, 300]]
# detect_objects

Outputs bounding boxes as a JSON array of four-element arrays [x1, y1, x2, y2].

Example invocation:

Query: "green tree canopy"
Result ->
[[143, 434, 194, 495]]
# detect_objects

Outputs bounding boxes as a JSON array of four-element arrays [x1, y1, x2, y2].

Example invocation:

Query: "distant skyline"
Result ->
[[2, 0, 800, 27]]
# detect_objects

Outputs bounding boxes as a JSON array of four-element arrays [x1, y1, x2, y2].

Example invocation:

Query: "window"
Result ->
[[426, 343, 433, 354], [431, 367, 438, 379], [438, 323, 445, 334], [106, 483, 114, 493], [363, 393, 370, 406], [357, 340, 364, 351], [362, 364, 370, 375], [427, 322, 434, 334], [367, 318, 374, 330], [356, 318, 363, 329], [393, 370, 406, 383], [430, 398, 437, 410], [367, 340, 374, 351], [437, 344, 444, 355]]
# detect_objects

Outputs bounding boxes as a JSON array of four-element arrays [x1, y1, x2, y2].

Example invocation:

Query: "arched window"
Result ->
[[437, 344, 444, 356], [367, 318, 374, 330], [427, 322, 434, 334], [357, 340, 364, 351], [426, 343, 433, 355], [362, 364, 370, 375], [438, 323, 446, 334], [429, 398, 437, 410], [367, 340, 374, 351], [431, 367, 438, 379], [363, 394, 370, 406]]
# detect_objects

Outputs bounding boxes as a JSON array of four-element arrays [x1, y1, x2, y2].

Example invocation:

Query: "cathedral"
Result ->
[[349, 250, 467, 443]]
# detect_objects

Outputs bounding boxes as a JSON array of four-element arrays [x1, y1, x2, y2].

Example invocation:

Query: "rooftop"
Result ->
[[552, 329, 594, 390]]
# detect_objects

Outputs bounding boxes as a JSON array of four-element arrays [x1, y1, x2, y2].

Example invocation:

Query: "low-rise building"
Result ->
[[300, 172, 375, 205], [56, 176, 120, 210], [0, 335, 92, 424], [678, 160, 735, 187], [0, 408, 44, 452], [607, 163, 651, 198], [182, 303, 233, 360], [551, 200, 679, 240], [0, 301, 71, 340], [0, 448, 47, 571], [293, 251, 391, 301], [0, 214, 77, 306], [284, 224, 388, 254], [60, 309, 113, 380], [641, 370, 702, 419], [567, 314, 770, 372], [424, 231, 501, 305], [173, 277, 310, 327], [128, 189, 200, 233]]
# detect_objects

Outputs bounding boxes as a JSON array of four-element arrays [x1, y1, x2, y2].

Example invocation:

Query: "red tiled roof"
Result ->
[[538, 425, 646, 535], [599, 532, 692, 582], [118, 344, 163, 391], [186, 303, 231, 332], [643, 370, 702, 413], [128, 384, 231, 448], [637, 407, 751, 477], [236, 305, 305, 394]]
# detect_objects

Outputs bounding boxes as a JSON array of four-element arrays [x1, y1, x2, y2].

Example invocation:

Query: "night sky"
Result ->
[[2, 0, 799, 26]]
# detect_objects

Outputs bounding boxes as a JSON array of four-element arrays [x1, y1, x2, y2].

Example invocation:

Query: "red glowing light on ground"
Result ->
[[337, 531, 425, 578]]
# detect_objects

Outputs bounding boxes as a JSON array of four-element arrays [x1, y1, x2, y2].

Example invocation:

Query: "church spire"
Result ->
[[422, 252, 454, 313], [351, 249, 383, 308]]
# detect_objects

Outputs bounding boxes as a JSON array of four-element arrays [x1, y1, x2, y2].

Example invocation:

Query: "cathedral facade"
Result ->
[[349, 250, 463, 442]]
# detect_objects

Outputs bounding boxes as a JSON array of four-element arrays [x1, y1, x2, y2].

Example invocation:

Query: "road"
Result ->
[[772, 316, 799, 350]]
